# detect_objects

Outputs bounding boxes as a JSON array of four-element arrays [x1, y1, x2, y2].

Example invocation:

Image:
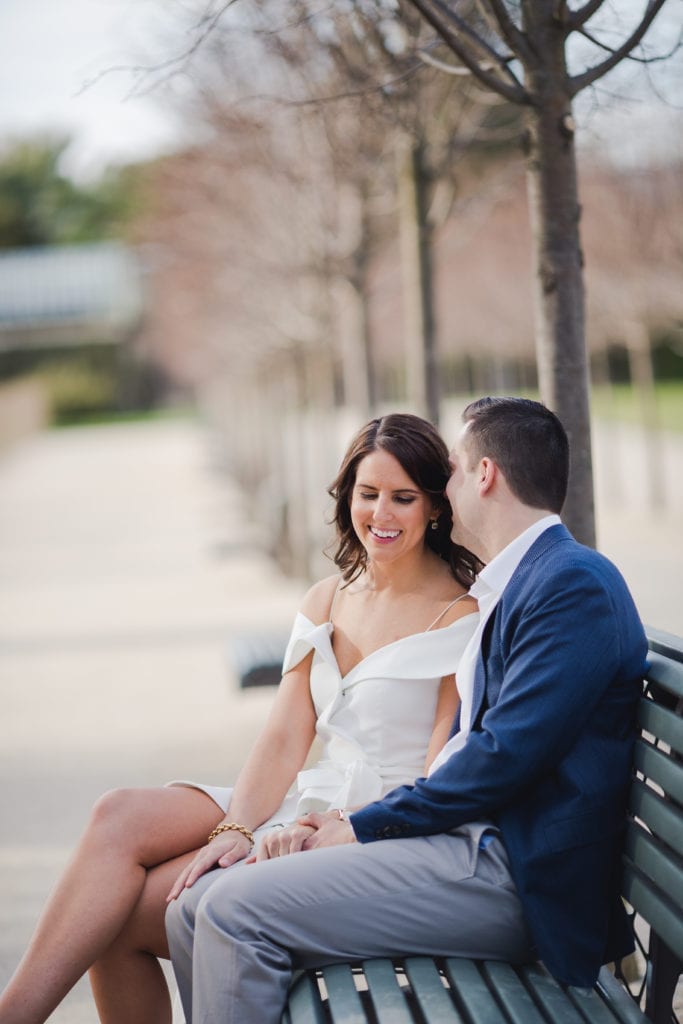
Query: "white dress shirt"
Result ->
[[428, 514, 562, 775]]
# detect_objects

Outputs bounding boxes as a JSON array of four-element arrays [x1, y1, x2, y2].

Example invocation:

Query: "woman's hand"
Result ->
[[253, 822, 316, 861], [166, 830, 253, 901]]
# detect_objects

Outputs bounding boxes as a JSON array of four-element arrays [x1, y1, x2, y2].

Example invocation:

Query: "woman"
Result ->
[[0, 414, 480, 1024]]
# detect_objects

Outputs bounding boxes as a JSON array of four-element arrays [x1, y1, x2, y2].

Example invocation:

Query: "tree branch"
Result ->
[[78, 0, 242, 97], [405, 0, 530, 104], [419, 47, 509, 75], [235, 64, 425, 111], [478, 0, 535, 65], [569, 0, 670, 95], [567, 0, 605, 30], [576, 24, 683, 65]]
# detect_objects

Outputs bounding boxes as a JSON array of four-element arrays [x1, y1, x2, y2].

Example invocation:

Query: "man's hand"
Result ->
[[298, 811, 358, 850], [253, 822, 316, 861]]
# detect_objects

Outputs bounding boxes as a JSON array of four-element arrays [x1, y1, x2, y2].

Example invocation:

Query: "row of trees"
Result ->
[[129, 0, 679, 560], [7, 6, 675, 557]]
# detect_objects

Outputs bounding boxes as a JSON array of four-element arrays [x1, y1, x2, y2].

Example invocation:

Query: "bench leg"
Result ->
[[645, 933, 682, 1024]]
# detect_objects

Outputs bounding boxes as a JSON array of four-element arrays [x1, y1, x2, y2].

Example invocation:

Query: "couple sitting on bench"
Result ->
[[0, 398, 647, 1024]]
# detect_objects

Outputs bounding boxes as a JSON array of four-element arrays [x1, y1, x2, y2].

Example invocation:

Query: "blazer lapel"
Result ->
[[448, 704, 461, 739], [470, 609, 498, 729]]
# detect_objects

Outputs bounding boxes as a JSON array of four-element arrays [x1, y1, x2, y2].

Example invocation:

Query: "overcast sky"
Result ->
[[0, 0, 189, 179], [0, 1, 681, 181]]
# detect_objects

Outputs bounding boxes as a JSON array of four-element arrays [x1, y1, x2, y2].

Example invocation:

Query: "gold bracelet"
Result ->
[[207, 822, 255, 847]]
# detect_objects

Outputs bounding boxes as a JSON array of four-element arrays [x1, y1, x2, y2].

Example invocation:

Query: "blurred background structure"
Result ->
[[0, 2, 682, 1018]]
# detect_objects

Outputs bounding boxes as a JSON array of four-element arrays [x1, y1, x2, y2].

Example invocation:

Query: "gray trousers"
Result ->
[[166, 824, 533, 1024]]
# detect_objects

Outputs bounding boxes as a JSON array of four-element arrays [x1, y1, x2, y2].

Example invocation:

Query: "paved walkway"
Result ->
[[0, 418, 306, 1022], [0, 416, 680, 1021]]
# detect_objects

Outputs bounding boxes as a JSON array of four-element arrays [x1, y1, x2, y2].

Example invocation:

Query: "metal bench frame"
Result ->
[[284, 627, 683, 1024]]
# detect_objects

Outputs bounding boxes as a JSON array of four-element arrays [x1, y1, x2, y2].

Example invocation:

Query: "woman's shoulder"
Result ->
[[299, 574, 342, 625], [427, 560, 478, 627], [438, 591, 478, 627]]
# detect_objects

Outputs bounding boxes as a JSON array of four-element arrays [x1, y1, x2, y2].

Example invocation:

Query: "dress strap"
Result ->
[[425, 591, 471, 632], [328, 575, 345, 624]]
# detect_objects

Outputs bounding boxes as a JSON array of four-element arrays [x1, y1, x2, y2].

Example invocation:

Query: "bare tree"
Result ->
[[389, 0, 675, 545], [272, 1, 522, 425]]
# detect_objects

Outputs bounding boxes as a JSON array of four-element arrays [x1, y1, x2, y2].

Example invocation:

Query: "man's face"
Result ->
[[445, 425, 480, 552]]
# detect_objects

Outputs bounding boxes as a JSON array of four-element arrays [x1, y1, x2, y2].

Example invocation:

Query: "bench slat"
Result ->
[[481, 962, 548, 1024], [361, 960, 414, 1024], [622, 866, 683, 961], [594, 967, 649, 1024], [625, 822, 683, 913], [320, 965, 367, 1024], [403, 958, 462, 1021], [566, 984, 628, 1024], [645, 650, 683, 700], [443, 958, 508, 1023], [521, 964, 587, 1024], [284, 970, 326, 1024], [645, 626, 683, 663], [628, 780, 682, 852], [638, 697, 683, 757], [633, 738, 683, 804]]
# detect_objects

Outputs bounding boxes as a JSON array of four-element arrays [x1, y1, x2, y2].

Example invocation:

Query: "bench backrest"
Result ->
[[620, 627, 683, 1019]]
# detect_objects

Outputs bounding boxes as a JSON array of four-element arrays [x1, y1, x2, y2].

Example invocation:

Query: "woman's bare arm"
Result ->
[[167, 577, 339, 896], [424, 673, 460, 773]]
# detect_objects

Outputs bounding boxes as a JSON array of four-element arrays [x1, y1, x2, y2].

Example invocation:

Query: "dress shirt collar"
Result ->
[[470, 514, 562, 603]]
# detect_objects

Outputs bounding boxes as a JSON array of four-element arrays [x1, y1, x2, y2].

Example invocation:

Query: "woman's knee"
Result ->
[[86, 787, 153, 851], [90, 786, 137, 824]]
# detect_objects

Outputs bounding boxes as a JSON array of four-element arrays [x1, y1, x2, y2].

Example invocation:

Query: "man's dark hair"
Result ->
[[462, 397, 569, 513]]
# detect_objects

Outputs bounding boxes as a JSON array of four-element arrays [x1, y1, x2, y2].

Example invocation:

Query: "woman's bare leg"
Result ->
[[90, 852, 194, 1024], [0, 786, 221, 1024]]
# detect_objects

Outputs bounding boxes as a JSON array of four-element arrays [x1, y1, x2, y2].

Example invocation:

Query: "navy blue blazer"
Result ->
[[351, 524, 647, 987]]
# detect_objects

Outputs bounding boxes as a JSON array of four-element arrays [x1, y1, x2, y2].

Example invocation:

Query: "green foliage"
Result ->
[[0, 138, 140, 248], [24, 345, 119, 424], [591, 382, 683, 434], [37, 361, 118, 424], [0, 344, 165, 426], [652, 331, 683, 381]]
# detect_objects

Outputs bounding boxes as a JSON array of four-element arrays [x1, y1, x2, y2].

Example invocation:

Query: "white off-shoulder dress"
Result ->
[[170, 602, 478, 839]]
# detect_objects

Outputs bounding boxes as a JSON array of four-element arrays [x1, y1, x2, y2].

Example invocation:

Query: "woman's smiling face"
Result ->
[[350, 449, 435, 566]]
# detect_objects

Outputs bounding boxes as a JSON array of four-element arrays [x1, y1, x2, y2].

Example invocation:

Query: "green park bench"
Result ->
[[281, 626, 683, 1024]]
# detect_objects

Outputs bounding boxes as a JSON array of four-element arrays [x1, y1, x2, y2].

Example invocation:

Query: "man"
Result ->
[[167, 397, 647, 1024]]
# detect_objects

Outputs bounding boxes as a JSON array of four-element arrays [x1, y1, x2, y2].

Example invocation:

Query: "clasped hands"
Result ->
[[254, 810, 356, 861], [167, 810, 355, 901]]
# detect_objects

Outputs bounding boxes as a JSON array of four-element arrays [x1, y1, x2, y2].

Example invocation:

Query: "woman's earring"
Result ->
[[430, 519, 439, 531]]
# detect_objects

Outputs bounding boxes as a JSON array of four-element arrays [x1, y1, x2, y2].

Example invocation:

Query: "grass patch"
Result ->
[[591, 382, 683, 433], [53, 404, 196, 429]]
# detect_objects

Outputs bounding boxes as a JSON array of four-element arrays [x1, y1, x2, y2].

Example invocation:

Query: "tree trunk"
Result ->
[[522, 10, 595, 546], [397, 138, 440, 425], [335, 183, 378, 415]]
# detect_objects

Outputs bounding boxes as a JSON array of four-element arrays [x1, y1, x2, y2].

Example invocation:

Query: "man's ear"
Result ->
[[479, 457, 496, 495]]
